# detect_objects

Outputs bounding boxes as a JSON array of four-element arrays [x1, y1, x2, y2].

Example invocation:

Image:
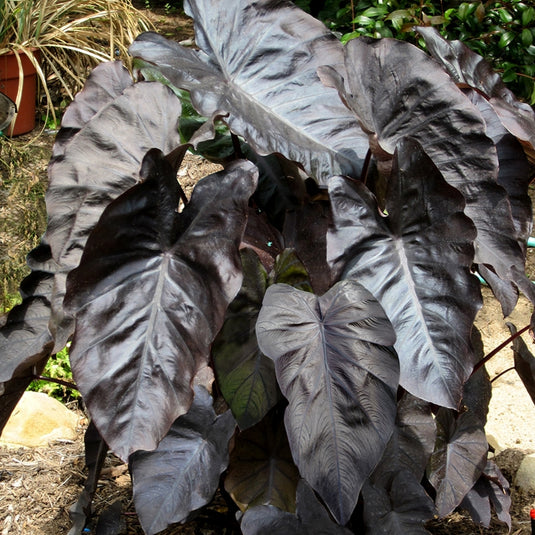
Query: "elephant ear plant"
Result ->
[[2, 0, 535, 533]]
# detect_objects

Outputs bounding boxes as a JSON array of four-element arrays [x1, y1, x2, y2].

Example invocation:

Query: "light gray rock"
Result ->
[[514, 453, 535, 492]]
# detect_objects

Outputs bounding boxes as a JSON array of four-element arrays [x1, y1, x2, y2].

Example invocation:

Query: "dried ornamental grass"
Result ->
[[0, 0, 154, 123]]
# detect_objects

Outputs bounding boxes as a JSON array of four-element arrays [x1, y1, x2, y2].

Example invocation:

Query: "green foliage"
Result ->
[[28, 344, 79, 401], [0, 139, 48, 309], [0, 292, 22, 315], [313, 1, 535, 104]]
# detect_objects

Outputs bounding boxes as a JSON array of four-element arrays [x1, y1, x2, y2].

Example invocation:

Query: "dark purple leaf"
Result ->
[[319, 36, 523, 283], [459, 460, 511, 529], [53, 61, 133, 156], [461, 366, 492, 428], [415, 26, 535, 161], [65, 152, 257, 460], [395, 393, 436, 481], [213, 249, 281, 430], [214, 248, 311, 429], [507, 322, 535, 405], [477, 264, 518, 318], [464, 90, 532, 251], [283, 201, 332, 295], [0, 241, 57, 397], [225, 406, 299, 513], [0, 241, 55, 431], [248, 151, 305, 232], [426, 365, 491, 518], [362, 470, 435, 534], [361, 393, 436, 533], [328, 138, 481, 408], [0, 297, 54, 383], [46, 81, 182, 272], [256, 280, 399, 524], [129, 0, 370, 183], [95, 500, 124, 535], [240, 506, 301, 534], [241, 207, 284, 276], [428, 409, 488, 517], [240, 479, 353, 535], [130, 386, 236, 535], [45, 80, 182, 350]]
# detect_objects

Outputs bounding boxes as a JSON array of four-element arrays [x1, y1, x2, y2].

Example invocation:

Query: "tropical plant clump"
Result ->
[[1, 0, 535, 533]]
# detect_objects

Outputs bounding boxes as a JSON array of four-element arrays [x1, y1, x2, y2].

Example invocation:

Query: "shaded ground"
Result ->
[[1, 3, 535, 534]]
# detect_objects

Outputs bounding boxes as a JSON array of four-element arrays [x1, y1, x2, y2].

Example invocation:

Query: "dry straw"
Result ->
[[0, 0, 154, 124]]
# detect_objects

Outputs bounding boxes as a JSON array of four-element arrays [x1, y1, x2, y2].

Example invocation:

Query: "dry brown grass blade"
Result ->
[[1, 0, 154, 128]]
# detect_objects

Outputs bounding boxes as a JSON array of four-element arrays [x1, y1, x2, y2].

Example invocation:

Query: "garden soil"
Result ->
[[2, 4, 535, 534]]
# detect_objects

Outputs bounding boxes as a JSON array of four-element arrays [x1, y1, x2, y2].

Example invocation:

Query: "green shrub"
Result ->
[[308, 1, 535, 104], [28, 344, 79, 402]]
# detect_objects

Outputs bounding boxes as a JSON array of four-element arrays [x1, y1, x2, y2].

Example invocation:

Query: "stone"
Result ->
[[0, 391, 80, 448], [514, 453, 535, 492], [486, 433, 505, 455]]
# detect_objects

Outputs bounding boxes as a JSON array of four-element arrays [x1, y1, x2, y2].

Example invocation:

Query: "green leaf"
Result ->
[[457, 3, 473, 21], [353, 15, 374, 26], [362, 6, 388, 18], [496, 7, 513, 23], [502, 68, 518, 83], [225, 407, 300, 513], [522, 7, 535, 26], [499, 30, 516, 48], [522, 28, 533, 46]]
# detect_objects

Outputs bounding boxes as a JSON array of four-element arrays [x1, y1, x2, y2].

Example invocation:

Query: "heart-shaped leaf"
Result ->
[[459, 460, 511, 529], [428, 408, 488, 517], [225, 406, 299, 513], [256, 280, 398, 524], [130, 386, 236, 535], [45, 79, 183, 351], [213, 249, 281, 430], [320, 36, 523, 283], [240, 479, 353, 535], [328, 138, 481, 408], [362, 470, 435, 534], [129, 0, 370, 183], [65, 151, 258, 460]]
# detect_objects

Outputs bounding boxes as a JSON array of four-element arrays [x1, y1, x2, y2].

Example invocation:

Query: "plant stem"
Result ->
[[231, 133, 243, 159], [490, 366, 515, 383], [361, 148, 372, 185], [472, 323, 530, 376], [33, 374, 79, 391]]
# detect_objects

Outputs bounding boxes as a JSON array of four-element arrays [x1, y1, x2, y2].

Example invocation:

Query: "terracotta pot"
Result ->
[[0, 50, 39, 136]]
